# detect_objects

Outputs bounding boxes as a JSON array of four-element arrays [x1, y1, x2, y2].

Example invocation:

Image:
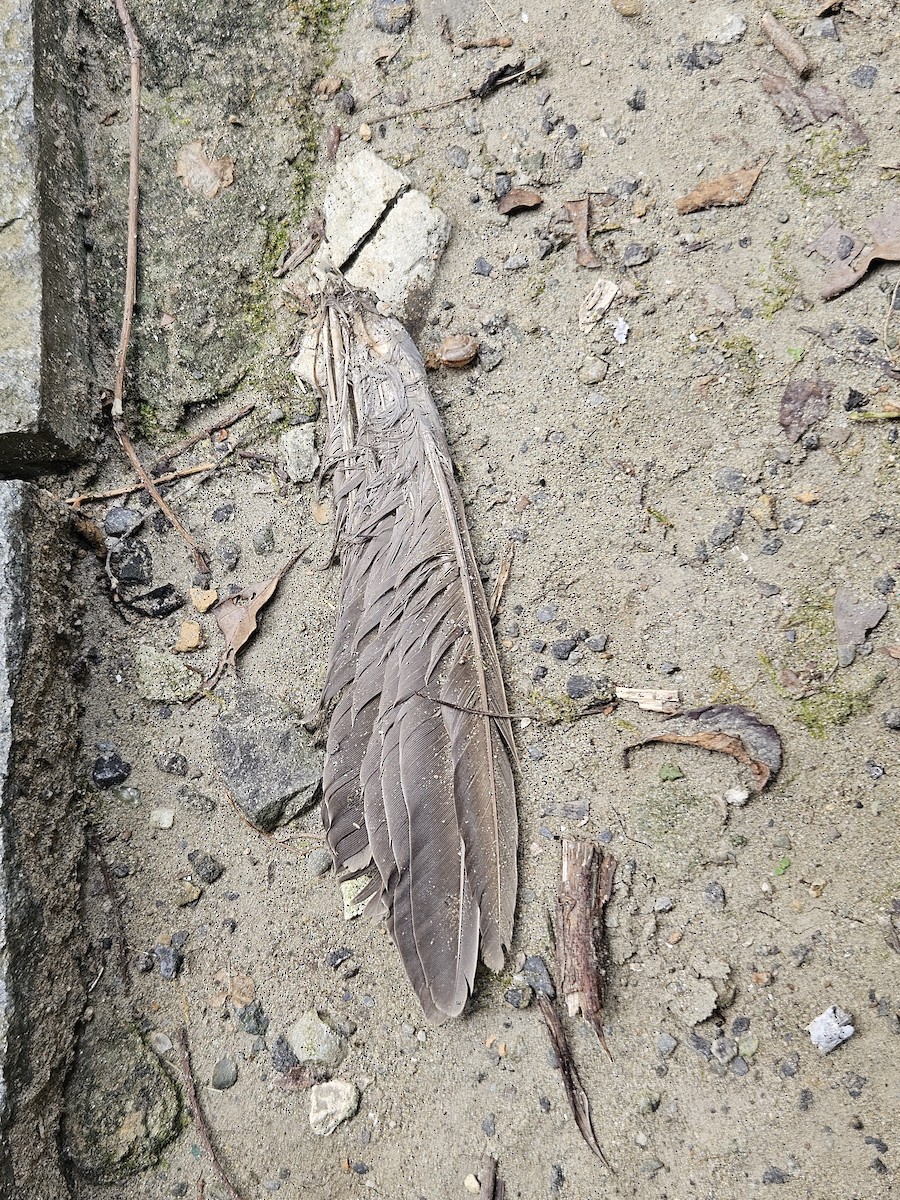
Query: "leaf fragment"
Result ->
[[779, 378, 832, 442], [821, 241, 900, 301], [204, 554, 302, 689], [175, 140, 235, 199], [497, 188, 543, 216], [762, 72, 867, 146], [675, 164, 764, 215], [624, 703, 783, 792], [834, 587, 887, 666]]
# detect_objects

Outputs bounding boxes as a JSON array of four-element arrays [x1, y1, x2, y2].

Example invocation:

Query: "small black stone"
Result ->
[[626, 86, 646, 111], [677, 41, 723, 71], [848, 64, 877, 88], [566, 676, 594, 699], [856, 328, 878, 345], [109, 538, 153, 585], [212, 503, 235, 523], [533, 665, 549, 681], [158, 752, 188, 776], [762, 1166, 790, 1184], [236, 999, 270, 1036], [522, 955, 555, 998], [551, 638, 578, 661], [326, 947, 354, 969], [622, 243, 650, 268], [865, 1136, 889, 1153], [731, 1017, 751, 1035], [92, 751, 131, 789], [188, 850, 224, 884], [504, 986, 533, 1010], [271, 1035, 300, 1073], [874, 574, 895, 595], [153, 945, 183, 980]]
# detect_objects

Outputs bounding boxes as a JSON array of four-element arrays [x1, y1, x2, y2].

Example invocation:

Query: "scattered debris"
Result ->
[[806, 1006, 855, 1054], [779, 378, 832, 442], [612, 317, 630, 345], [537, 994, 611, 1168], [175, 140, 235, 200], [497, 188, 543, 216], [424, 334, 480, 370], [675, 164, 764, 215], [204, 554, 302, 690], [615, 686, 680, 714], [624, 704, 783, 792], [564, 198, 601, 268], [762, 73, 867, 146], [471, 56, 547, 101], [579, 279, 619, 328], [834, 588, 888, 667], [555, 838, 616, 1054], [760, 11, 811, 77]]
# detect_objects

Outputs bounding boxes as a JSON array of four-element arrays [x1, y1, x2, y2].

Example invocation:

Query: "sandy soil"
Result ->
[[61, 0, 900, 1197]]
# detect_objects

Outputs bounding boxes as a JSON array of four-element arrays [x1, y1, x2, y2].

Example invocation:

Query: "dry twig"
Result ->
[[175, 1027, 246, 1200], [537, 994, 612, 1168], [760, 11, 811, 77], [150, 403, 256, 473], [66, 462, 215, 507], [488, 542, 515, 619], [87, 829, 131, 993]]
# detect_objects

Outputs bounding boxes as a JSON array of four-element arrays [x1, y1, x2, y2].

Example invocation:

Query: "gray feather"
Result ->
[[316, 273, 518, 1021]]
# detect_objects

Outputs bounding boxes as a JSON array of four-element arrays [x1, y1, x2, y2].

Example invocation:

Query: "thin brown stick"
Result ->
[[87, 830, 131, 994], [111, 0, 141, 419], [537, 994, 612, 1169], [66, 461, 215, 507], [760, 11, 811, 77], [175, 1027, 246, 1200], [113, 417, 211, 572], [489, 541, 514, 619], [150, 403, 256, 473]]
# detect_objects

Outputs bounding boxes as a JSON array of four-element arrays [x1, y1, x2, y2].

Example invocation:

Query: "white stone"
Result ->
[[149, 808, 175, 830], [341, 874, 371, 920], [279, 425, 319, 484], [724, 786, 750, 807], [807, 1006, 855, 1055], [309, 1079, 359, 1136], [347, 189, 452, 319], [708, 12, 747, 43], [463, 1174, 481, 1194], [322, 150, 408, 268], [286, 1011, 346, 1068]]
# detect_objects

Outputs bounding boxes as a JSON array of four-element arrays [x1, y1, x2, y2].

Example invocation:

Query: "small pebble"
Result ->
[[307, 848, 333, 876], [703, 881, 726, 909], [92, 751, 132, 789], [215, 538, 241, 571], [522, 955, 555, 998], [188, 850, 224, 884], [566, 676, 594, 700], [536, 603, 558, 623], [149, 808, 175, 830], [474, 257, 493, 277], [657, 1032, 678, 1057], [153, 945, 183, 980], [622, 243, 650, 268], [881, 709, 900, 731], [445, 146, 469, 169], [626, 86, 646, 111], [373, 0, 412, 34], [211, 1056, 238, 1090], [253, 525, 276, 555], [464, 1175, 481, 1195], [552, 638, 578, 661], [586, 635, 608, 652], [848, 65, 877, 88]]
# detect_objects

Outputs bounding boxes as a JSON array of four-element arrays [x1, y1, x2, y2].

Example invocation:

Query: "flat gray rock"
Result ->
[[212, 688, 322, 830], [0, 0, 87, 472]]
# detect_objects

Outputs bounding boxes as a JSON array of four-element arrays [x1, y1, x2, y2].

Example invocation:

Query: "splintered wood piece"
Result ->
[[761, 11, 811, 78], [537, 994, 612, 1168], [556, 837, 617, 1056], [564, 198, 602, 268]]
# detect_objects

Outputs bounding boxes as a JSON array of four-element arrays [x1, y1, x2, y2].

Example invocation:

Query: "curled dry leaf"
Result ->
[[624, 703, 783, 792], [497, 188, 543, 216], [564, 198, 602, 268], [779, 378, 832, 442], [175, 140, 235, 200], [209, 968, 256, 1009], [762, 73, 867, 147], [204, 553, 302, 690], [675, 164, 764, 215], [424, 334, 480, 370]]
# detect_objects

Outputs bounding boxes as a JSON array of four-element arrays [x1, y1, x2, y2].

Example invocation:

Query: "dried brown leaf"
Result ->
[[497, 188, 543, 216], [564, 198, 602, 268], [175, 140, 234, 199], [210, 968, 256, 1009], [821, 240, 900, 300], [779, 378, 832, 442], [624, 703, 783, 792], [204, 554, 301, 689], [675, 164, 764, 215], [883, 645, 900, 661], [313, 76, 343, 99], [762, 73, 867, 146]]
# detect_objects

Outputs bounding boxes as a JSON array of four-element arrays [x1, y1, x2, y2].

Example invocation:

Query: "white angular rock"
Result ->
[[346, 188, 451, 319], [322, 150, 408, 267], [807, 1006, 855, 1055], [309, 1080, 359, 1136], [279, 425, 319, 484]]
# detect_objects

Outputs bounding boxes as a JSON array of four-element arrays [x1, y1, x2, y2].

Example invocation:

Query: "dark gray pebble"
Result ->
[[153, 945, 183, 980], [677, 42, 723, 71], [188, 850, 224, 883], [731, 1016, 750, 1035], [626, 86, 646, 111], [482, 1113, 496, 1137], [549, 1165, 565, 1194], [211, 1056, 238, 1090], [709, 520, 735, 548], [759, 538, 783, 555], [253, 525, 275, 555], [849, 65, 877, 88], [690, 1033, 712, 1060], [445, 145, 469, 169], [494, 172, 512, 198], [729, 1055, 749, 1076], [127, 583, 184, 618], [474, 257, 493, 277], [212, 503, 235, 523], [536, 603, 558, 623], [104, 506, 143, 537], [271, 1035, 300, 1073], [158, 752, 188, 776], [564, 147, 583, 170], [716, 467, 746, 493], [798, 1088, 813, 1110], [373, 0, 413, 33], [782, 516, 804, 535], [327, 947, 353, 969], [882, 709, 900, 731], [762, 1166, 790, 1184], [585, 634, 608, 652], [865, 1136, 889, 1153], [566, 676, 594, 699], [539, 1096, 551, 1112], [522, 955, 555, 998], [704, 881, 726, 908], [215, 538, 241, 571], [874, 574, 895, 595], [622, 243, 650, 268], [334, 90, 356, 115], [552, 638, 578, 661], [531, 639, 547, 652], [659, 661, 679, 675], [504, 986, 533, 1010], [779, 1052, 799, 1078], [171, 930, 189, 949], [533, 665, 548, 681], [92, 751, 131, 789]]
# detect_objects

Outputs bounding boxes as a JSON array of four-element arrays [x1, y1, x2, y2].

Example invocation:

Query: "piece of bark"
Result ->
[[761, 11, 811, 77], [615, 686, 680, 714], [564, 198, 602, 268], [537, 995, 611, 1169], [779, 378, 832, 442], [479, 1154, 506, 1200], [556, 838, 616, 1056], [675, 164, 763, 215], [762, 73, 867, 146], [497, 188, 543, 216]]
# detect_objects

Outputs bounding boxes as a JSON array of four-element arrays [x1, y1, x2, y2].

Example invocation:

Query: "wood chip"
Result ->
[[497, 188, 543, 216], [579, 279, 619, 328], [556, 838, 616, 1054], [615, 686, 680, 714], [675, 164, 764, 215], [760, 10, 811, 77], [564, 198, 601, 268]]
